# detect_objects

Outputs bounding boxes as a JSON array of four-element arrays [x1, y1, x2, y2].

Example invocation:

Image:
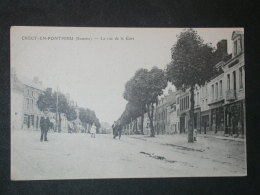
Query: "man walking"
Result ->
[[112, 121, 117, 139], [40, 110, 51, 142]]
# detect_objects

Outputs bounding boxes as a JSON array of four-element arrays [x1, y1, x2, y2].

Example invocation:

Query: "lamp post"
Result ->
[[56, 87, 59, 132]]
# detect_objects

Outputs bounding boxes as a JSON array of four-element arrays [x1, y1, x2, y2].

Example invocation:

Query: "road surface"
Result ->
[[11, 130, 246, 180]]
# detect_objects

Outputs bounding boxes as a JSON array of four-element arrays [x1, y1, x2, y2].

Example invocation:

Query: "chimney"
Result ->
[[216, 40, 228, 60], [33, 77, 39, 83]]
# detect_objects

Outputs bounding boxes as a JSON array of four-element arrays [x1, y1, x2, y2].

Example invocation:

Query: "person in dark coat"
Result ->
[[40, 110, 51, 142], [112, 121, 117, 139], [113, 121, 122, 140], [117, 122, 122, 140]]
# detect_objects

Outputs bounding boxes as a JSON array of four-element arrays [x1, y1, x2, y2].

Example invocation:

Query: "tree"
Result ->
[[119, 102, 141, 133], [51, 92, 69, 132], [145, 67, 167, 137], [37, 89, 70, 132], [66, 105, 77, 121], [79, 107, 99, 133], [166, 28, 216, 142], [37, 88, 55, 112], [123, 67, 167, 137], [94, 118, 101, 133], [123, 69, 149, 134]]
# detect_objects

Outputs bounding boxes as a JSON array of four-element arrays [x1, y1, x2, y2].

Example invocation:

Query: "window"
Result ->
[[239, 67, 243, 89], [27, 89, 29, 95], [26, 98, 29, 109], [215, 83, 218, 100], [227, 74, 230, 90], [233, 71, 236, 92], [220, 80, 223, 97], [24, 114, 28, 125], [187, 96, 189, 109], [211, 84, 214, 101], [197, 92, 199, 105], [31, 115, 34, 127], [234, 40, 237, 56], [32, 91, 34, 97], [194, 94, 196, 106], [31, 99, 34, 111], [177, 97, 179, 104]]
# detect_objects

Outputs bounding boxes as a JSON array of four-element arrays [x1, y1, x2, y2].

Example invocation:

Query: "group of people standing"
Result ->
[[39, 110, 121, 142], [39, 110, 98, 141]]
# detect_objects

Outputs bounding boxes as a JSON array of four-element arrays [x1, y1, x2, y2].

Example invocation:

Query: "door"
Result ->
[[180, 116, 185, 133]]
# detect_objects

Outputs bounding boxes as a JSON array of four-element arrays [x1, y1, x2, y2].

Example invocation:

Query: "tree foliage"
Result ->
[[66, 105, 77, 121], [79, 107, 100, 132], [144, 67, 167, 137], [166, 28, 216, 142], [123, 69, 149, 134], [122, 67, 167, 136], [37, 88, 54, 112], [166, 29, 216, 90]]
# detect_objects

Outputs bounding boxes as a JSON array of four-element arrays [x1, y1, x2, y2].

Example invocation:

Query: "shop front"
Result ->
[[208, 100, 224, 134], [224, 100, 245, 136], [200, 110, 211, 134]]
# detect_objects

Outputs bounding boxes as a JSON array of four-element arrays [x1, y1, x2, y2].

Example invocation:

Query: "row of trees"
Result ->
[[119, 28, 223, 142], [37, 89, 100, 132], [79, 107, 101, 132]]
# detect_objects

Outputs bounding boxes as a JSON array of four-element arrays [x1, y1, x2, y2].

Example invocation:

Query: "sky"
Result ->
[[11, 27, 243, 125]]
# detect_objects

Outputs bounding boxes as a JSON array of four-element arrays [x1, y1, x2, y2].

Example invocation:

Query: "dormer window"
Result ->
[[232, 31, 244, 57], [234, 40, 238, 56]]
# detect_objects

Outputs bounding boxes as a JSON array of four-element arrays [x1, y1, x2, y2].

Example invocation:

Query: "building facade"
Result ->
[[21, 77, 44, 130], [11, 70, 24, 131], [154, 90, 177, 135], [222, 31, 245, 136]]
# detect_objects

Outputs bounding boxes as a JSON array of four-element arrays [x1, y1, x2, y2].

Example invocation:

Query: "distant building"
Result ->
[[11, 69, 24, 131], [166, 92, 177, 134], [176, 89, 190, 133], [154, 90, 176, 135], [19, 76, 44, 130]]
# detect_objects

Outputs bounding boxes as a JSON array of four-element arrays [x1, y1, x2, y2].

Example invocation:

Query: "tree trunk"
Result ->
[[188, 86, 195, 143], [147, 103, 155, 137], [140, 113, 144, 135], [134, 119, 137, 133], [58, 112, 61, 133]]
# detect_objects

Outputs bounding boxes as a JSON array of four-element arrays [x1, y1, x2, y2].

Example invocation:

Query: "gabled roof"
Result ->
[[18, 75, 44, 91]]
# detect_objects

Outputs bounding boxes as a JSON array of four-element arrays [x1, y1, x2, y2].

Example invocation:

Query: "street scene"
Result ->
[[11, 27, 246, 180]]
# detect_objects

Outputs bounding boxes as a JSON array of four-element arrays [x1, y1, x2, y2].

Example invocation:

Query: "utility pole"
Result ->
[[56, 87, 59, 132]]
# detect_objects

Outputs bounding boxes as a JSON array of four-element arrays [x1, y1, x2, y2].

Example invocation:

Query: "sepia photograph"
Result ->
[[11, 27, 246, 180]]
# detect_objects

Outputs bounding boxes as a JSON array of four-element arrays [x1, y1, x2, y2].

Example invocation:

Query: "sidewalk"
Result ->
[[128, 132, 246, 157], [197, 131, 245, 142]]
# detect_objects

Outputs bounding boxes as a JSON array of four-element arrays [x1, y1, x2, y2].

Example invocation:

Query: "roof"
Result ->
[[18, 75, 44, 91]]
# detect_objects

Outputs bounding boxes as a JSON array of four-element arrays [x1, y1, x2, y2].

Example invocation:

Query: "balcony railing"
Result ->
[[226, 89, 236, 101]]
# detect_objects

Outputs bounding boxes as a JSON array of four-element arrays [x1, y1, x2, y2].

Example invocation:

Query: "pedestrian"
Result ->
[[40, 110, 51, 142], [90, 124, 97, 138], [193, 128, 197, 141], [118, 122, 122, 140], [112, 121, 117, 139]]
